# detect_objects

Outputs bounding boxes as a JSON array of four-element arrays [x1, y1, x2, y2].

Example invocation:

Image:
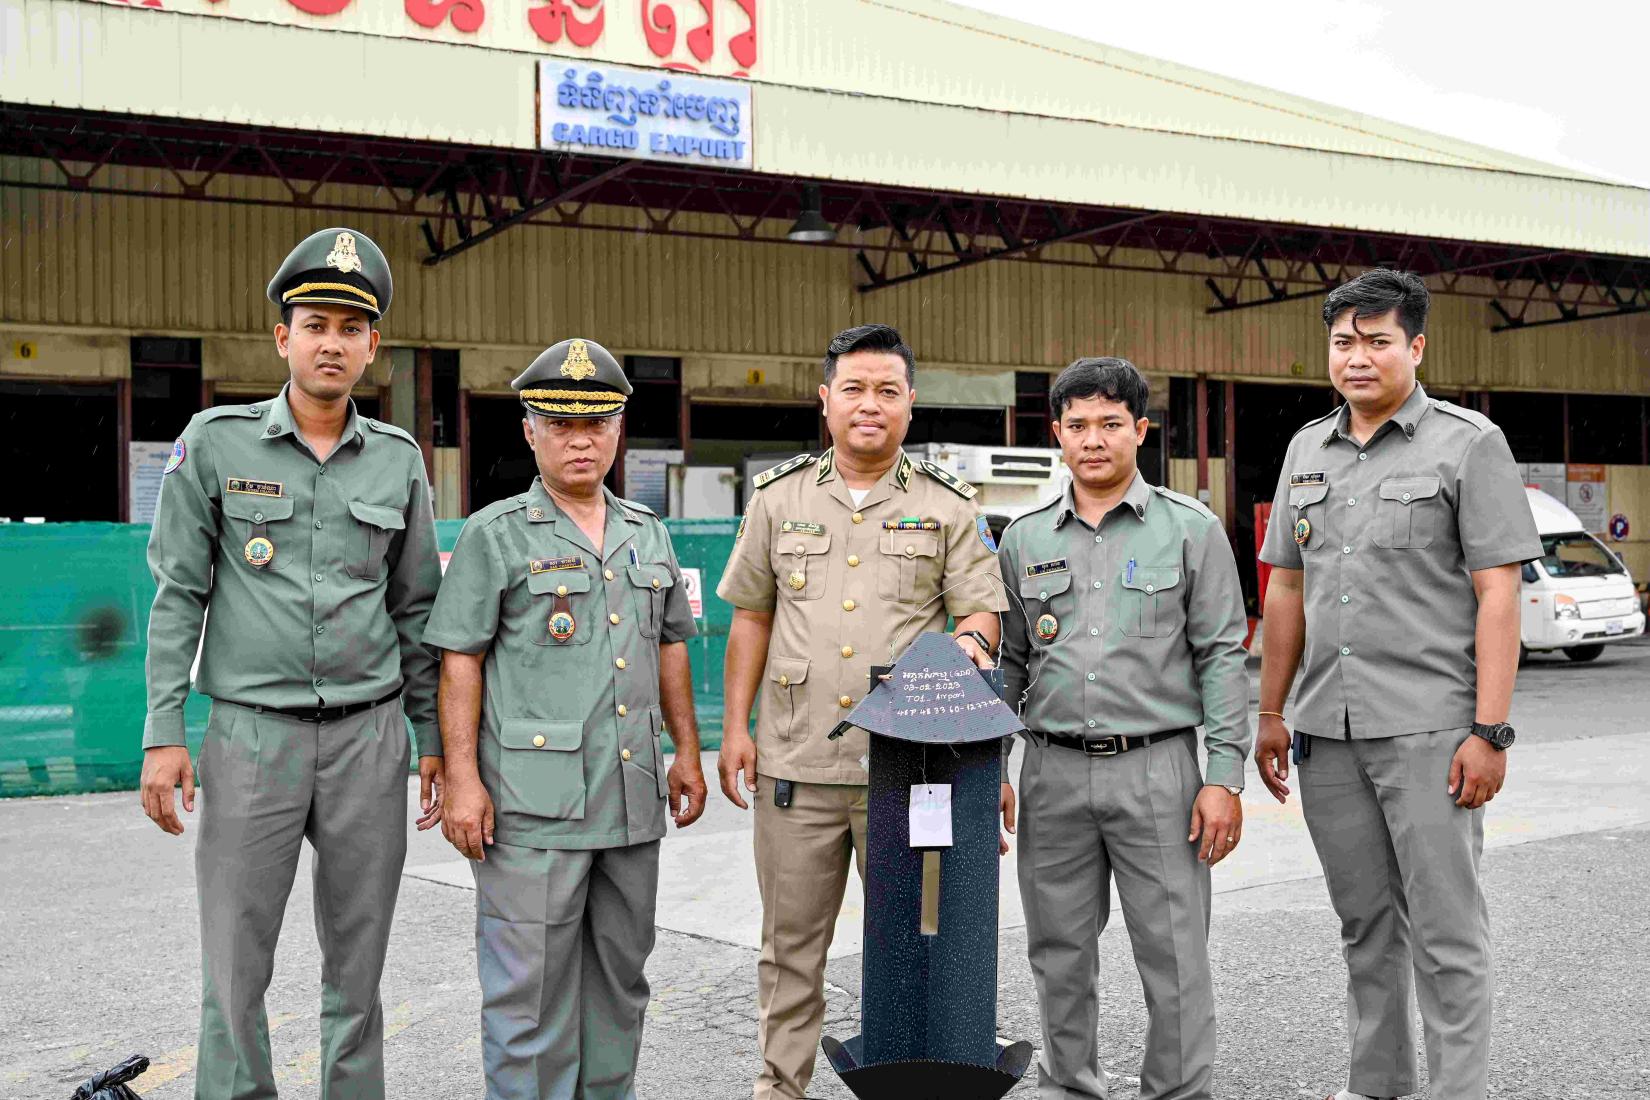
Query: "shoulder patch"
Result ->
[[364, 418, 419, 446], [918, 459, 978, 500], [753, 453, 814, 490], [1152, 484, 1216, 520], [1429, 400, 1493, 432]]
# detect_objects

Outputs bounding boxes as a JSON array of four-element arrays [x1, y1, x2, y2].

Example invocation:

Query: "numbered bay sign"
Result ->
[[822, 631, 1032, 1100]]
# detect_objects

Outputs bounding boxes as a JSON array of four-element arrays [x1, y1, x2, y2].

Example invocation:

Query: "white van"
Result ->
[[1520, 489, 1645, 662]]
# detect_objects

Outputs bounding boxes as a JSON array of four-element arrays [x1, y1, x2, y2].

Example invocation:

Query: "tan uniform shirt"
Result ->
[[717, 448, 1007, 785], [1258, 384, 1542, 738]]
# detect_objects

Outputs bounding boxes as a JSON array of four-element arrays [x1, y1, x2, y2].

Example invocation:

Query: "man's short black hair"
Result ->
[[1049, 357, 1149, 421], [1321, 268, 1429, 342], [281, 305, 376, 331], [823, 323, 914, 385]]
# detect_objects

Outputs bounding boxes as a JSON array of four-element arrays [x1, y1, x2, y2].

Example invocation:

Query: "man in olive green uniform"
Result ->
[[425, 337, 708, 1100], [138, 228, 444, 1100], [998, 358, 1249, 1100], [716, 323, 1008, 1100], [1255, 271, 1539, 1100]]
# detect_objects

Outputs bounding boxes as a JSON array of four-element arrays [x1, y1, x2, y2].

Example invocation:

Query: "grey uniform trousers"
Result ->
[[194, 697, 410, 1100], [1017, 733, 1215, 1100], [471, 839, 661, 1100], [1300, 727, 1491, 1100]]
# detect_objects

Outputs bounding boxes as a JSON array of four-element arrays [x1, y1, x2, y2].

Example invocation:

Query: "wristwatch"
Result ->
[[1221, 785, 1243, 797], [1471, 721, 1516, 751], [956, 629, 994, 656]]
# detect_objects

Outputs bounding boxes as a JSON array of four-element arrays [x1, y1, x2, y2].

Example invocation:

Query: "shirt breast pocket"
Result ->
[[1120, 566, 1182, 638], [496, 718, 585, 820], [1290, 482, 1330, 552], [1374, 476, 1442, 549], [878, 530, 943, 603], [526, 569, 594, 646], [346, 501, 405, 581], [221, 493, 296, 573], [1018, 571, 1073, 643], [626, 563, 674, 639], [772, 532, 831, 601]]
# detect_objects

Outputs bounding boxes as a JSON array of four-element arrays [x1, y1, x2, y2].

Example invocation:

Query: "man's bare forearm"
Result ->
[[1471, 564, 1521, 724], [723, 608, 773, 730], [658, 641, 700, 756], [438, 650, 486, 782], [954, 610, 1000, 649], [1259, 569, 1306, 714]]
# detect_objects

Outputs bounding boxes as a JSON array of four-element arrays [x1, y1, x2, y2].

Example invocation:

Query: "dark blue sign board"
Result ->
[[824, 631, 1033, 1100]]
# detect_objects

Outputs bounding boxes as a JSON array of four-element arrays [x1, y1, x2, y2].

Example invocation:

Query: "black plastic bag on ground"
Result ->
[[70, 1056, 149, 1100]]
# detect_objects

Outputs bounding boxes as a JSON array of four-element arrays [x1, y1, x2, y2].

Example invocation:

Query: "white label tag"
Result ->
[[909, 783, 953, 848]]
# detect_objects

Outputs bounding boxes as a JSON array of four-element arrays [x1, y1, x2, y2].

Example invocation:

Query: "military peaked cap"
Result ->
[[267, 227, 393, 320], [513, 338, 633, 419]]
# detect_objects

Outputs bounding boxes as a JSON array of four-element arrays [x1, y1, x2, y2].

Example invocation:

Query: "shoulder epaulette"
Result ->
[[364, 418, 419, 446], [1152, 484, 1216, 520], [753, 453, 814, 489], [470, 494, 529, 527], [1429, 399, 1493, 432], [617, 496, 658, 519], [918, 459, 978, 500], [196, 404, 263, 425]]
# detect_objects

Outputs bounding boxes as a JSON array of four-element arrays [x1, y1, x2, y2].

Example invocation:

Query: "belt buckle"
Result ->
[[1083, 735, 1120, 756]]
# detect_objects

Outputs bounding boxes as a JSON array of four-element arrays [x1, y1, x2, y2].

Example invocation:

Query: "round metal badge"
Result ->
[[244, 536, 275, 568], [1035, 613, 1059, 641], [548, 610, 576, 642], [1293, 517, 1312, 546], [787, 570, 807, 591]]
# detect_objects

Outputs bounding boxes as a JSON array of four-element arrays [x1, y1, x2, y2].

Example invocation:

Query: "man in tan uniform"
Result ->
[[716, 323, 1008, 1100]]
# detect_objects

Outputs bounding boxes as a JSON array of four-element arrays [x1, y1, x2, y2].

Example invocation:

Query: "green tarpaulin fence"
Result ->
[[0, 518, 740, 798]]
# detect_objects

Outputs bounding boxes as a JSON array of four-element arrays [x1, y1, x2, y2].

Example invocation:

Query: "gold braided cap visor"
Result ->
[[520, 387, 628, 417], [281, 281, 381, 311]]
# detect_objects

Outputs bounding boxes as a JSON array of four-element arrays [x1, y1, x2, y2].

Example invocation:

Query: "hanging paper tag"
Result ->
[[909, 783, 953, 848]]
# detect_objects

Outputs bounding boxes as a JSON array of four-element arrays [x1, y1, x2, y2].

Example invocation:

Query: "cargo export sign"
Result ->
[[540, 62, 752, 168]]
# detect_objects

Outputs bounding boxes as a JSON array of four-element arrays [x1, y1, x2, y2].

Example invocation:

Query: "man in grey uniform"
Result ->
[[1255, 270, 1540, 1100], [998, 357, 1250, 1100], [426, 337, 708, 1100], [138, 228, 444, 1099]]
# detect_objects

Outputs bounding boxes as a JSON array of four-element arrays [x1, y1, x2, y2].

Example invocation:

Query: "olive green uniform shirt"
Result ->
[[1258, 384, 1542, 738], [143, 384, 443, 754], [422, 478, 697, 850], [716, 449, 1008, 785], [998, 474, 1251, 790]]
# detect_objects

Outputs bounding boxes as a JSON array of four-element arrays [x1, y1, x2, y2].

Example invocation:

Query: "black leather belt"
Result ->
[[237, 689, 402, 724], [1037, 727, 1193, 757]]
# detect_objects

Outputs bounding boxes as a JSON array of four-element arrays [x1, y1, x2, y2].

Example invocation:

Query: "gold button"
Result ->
[[847, 554, 860, 567], [779, 675, 791, 687], [605, 569, 615, 581], [904, 545, 915, 557], [617, 704, 628, 717], [556, 584, 568, 597], [532, 734, 546, 748], [851, 512, 864, 524], [795, 544, 806, 554], [841, 645, 854, 658], [615, 658, 626, 670], [843, 599, 856, 611], [621, 748, 632, 761], [839, 695, 852, 708], [652, 578, 661, 589], [610, 613, 621, 625]]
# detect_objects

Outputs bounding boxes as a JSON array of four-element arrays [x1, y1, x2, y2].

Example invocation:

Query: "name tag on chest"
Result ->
[[226, 478, 283, 497], [529, 556, 585, 574], [1289, 472, 1326, 486]]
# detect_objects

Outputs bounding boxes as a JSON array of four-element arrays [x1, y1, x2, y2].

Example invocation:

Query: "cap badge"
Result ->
[[325, 231, 363, 275], [559, 338, 596, 381], [1035, 613, 1059, 641]]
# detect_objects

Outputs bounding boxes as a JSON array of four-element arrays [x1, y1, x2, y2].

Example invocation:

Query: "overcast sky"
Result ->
[[952, 0, 1650, 188]]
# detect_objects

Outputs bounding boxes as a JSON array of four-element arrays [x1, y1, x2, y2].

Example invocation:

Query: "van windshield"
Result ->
[[1538, 534, 1625, 578]]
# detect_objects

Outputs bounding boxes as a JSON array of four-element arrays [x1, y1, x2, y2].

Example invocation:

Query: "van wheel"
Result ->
[[1564, 645, 1605, 663]]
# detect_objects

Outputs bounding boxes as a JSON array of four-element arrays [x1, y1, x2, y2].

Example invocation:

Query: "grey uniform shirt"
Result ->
[[144, 385, 442, 754], [1259, 384, 1542, 739], [423, 479, 697, 850], [998, 473, 1252, 790]]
